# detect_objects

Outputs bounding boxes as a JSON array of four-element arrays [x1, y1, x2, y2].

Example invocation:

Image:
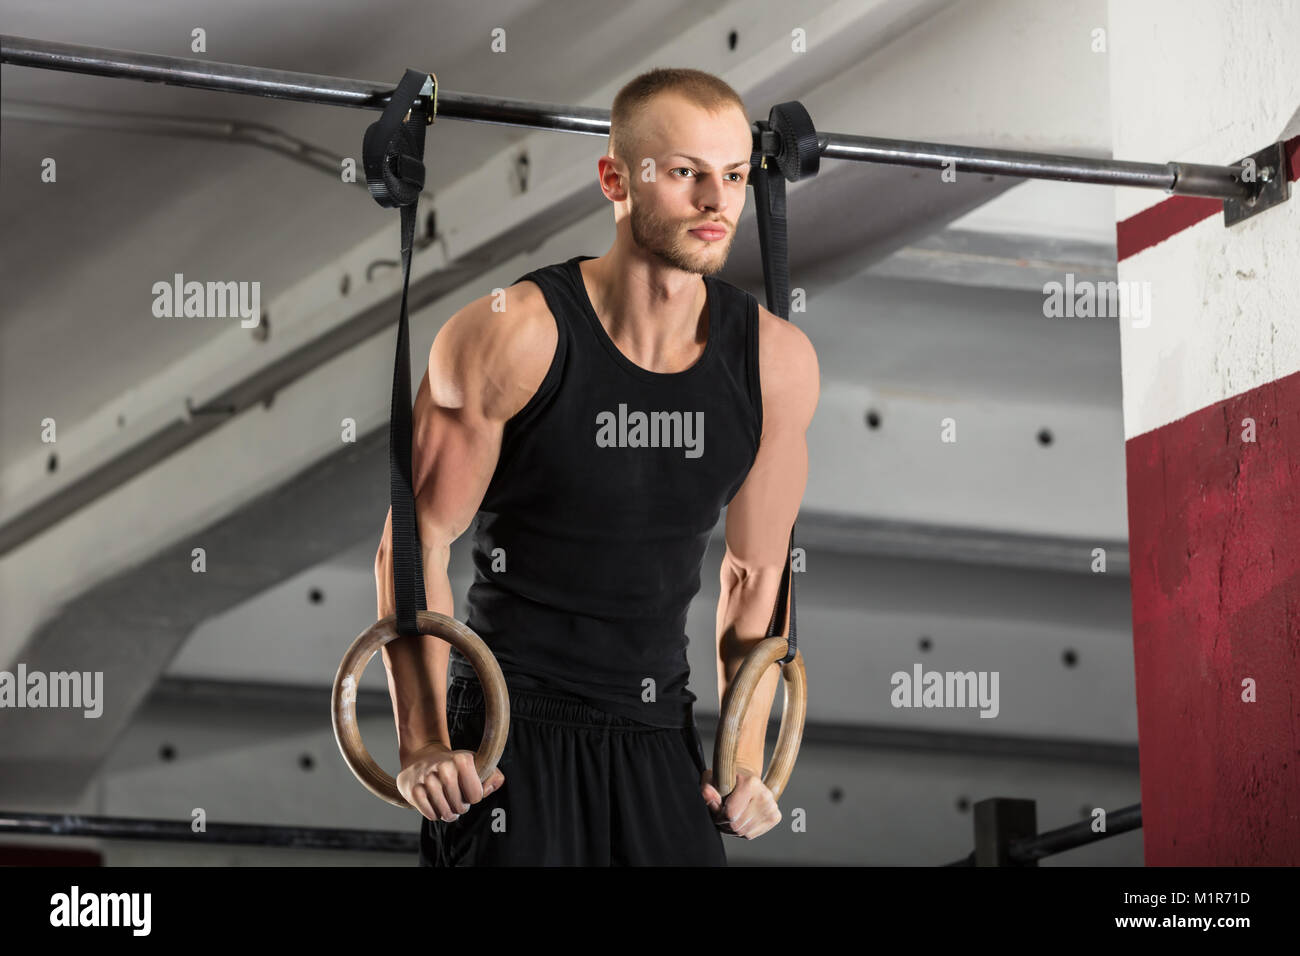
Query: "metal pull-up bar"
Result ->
[[1, 33, 1274, 211]]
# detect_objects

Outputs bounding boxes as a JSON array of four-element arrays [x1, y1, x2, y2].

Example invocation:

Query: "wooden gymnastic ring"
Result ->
[[331, 612, 509, 810], [712, 637, 806, 803]]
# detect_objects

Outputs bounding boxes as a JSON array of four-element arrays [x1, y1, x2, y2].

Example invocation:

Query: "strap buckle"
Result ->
[[403, 73, 437, 125]]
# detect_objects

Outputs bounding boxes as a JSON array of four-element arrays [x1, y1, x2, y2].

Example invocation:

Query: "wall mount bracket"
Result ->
[[1224, 141, 1291, 226]]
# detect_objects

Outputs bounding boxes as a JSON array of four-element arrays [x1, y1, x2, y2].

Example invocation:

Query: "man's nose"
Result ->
[[697, 173, 729, 212]]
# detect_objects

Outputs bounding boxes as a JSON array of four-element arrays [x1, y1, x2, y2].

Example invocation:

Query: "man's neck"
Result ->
[[579, 252, 709, 374]]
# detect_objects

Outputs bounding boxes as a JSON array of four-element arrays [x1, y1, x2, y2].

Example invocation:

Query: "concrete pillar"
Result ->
[[1110, 0, 1300, 864]]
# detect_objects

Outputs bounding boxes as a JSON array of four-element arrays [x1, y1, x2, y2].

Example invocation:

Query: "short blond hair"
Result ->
[[608, 68, 748, 166]]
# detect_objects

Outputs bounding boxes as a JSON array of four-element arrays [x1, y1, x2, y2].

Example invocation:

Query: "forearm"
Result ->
[[715, 562, 786, 774], [375, 508, 457, 766]]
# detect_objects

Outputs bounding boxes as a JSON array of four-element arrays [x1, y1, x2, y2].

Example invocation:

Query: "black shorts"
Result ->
[[418, 675, 728, 866]]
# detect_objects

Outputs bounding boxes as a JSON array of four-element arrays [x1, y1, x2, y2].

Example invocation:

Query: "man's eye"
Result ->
[[670, 168, 745, 181]]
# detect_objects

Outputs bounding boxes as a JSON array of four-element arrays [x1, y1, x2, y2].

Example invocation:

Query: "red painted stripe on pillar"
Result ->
[[1117, 196, 1220, 261], [1125, 367, 1300, 864]]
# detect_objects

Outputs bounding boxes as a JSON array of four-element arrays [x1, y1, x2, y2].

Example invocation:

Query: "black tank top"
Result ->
[[449, 255, 763, 728]]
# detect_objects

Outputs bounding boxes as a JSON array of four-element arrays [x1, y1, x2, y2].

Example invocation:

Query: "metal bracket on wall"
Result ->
[[1224, 141, 1291, 226]]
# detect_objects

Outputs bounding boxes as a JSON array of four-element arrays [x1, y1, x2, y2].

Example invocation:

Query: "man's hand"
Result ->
[[397, 742, 505, 823], [700, 765, 781, 839]]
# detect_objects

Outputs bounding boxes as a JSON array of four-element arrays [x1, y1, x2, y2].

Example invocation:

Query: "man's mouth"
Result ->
[[688, 224, 728, 241]]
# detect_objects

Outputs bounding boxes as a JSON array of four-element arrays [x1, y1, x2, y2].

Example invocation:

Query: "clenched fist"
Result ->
[[397, 742, 505, 822], [699, 764, 781, 839]]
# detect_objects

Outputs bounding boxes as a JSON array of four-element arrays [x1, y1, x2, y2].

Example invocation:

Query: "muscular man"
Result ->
[[374, 67, 819, 866]]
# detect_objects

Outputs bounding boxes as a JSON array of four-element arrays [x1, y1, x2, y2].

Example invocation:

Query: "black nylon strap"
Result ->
[[363, 69, 435, 639], [750, 102, 820, 665]]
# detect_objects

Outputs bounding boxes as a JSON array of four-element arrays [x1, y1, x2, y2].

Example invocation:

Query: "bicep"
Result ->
[[408, 308, 505, 547], [409, 291, 556, 546], [723, 320, 820, 571], [410, 366, 504, 546], [723, 409, 808, 570]]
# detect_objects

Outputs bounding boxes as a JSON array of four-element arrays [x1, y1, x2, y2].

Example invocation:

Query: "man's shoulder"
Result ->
[[449, 268, 560, 342], [753, 303, 819, 423], [752, 302, 815, 360], [432, 281, 560, 422]]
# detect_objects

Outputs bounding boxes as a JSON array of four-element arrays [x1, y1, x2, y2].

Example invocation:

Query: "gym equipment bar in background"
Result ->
[[0, 809, 418, 853], [944, 798, 1143, 866], [1, 34, 1261, 202], [3, 799, 1139, 863]]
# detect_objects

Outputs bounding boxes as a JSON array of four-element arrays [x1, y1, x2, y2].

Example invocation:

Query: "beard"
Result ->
[[628, 201, 733, 276]]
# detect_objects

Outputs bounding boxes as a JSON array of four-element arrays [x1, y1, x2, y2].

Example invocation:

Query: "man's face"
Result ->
[[619, 93, 753, 276]]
